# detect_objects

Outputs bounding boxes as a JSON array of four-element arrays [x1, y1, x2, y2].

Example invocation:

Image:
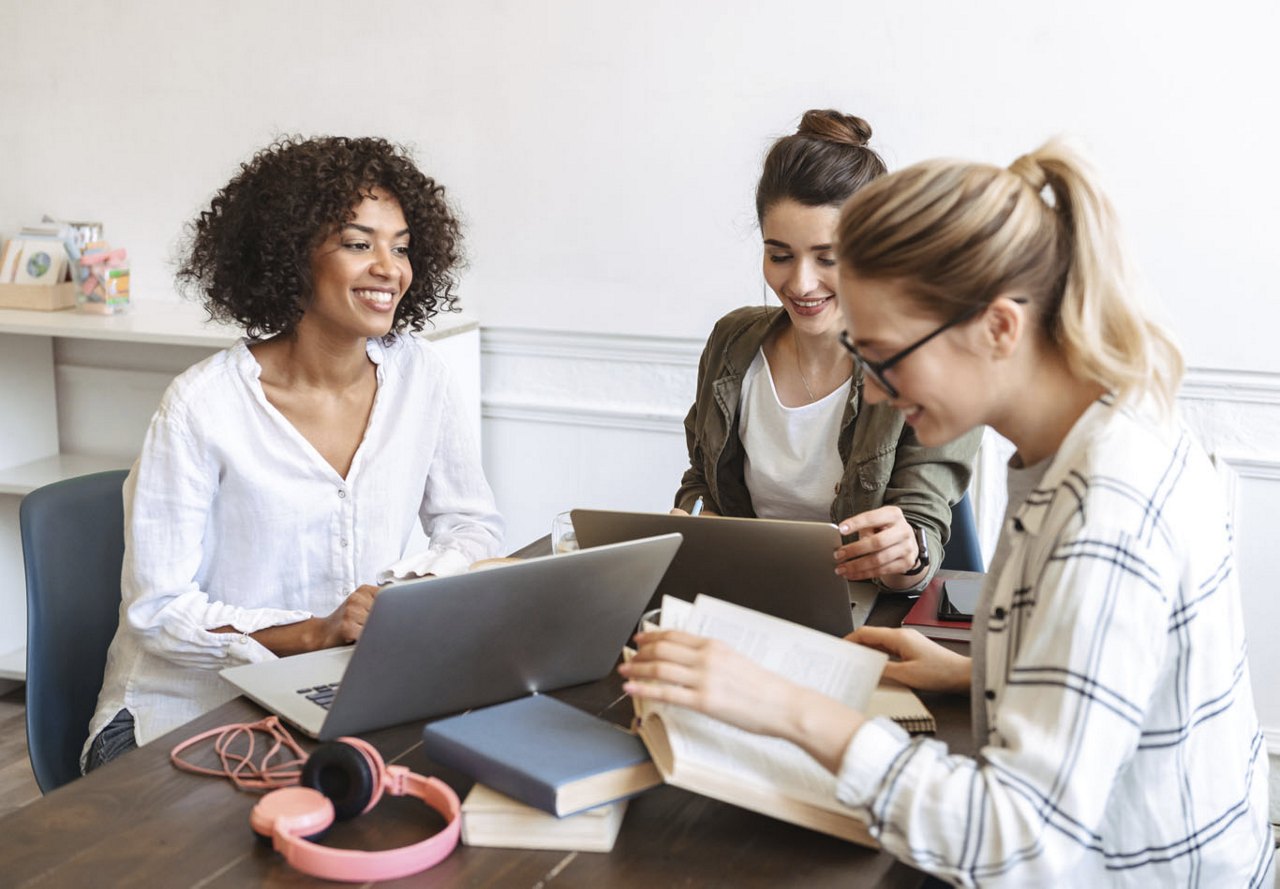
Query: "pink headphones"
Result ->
[[249, 736, 460, 882]]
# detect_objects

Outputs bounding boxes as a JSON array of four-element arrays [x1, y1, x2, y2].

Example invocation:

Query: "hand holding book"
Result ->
[[620, 595, 914, 844], [620, 598, 882, 775], [846, 625, 972, 694], [623, 627, 839, 740]]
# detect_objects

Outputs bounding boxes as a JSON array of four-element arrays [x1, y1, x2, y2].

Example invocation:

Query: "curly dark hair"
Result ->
[[177, 135, 462, 338]]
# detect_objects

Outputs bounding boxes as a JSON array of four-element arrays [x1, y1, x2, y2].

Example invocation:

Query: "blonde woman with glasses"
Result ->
[[623, 139, 1273, 886]]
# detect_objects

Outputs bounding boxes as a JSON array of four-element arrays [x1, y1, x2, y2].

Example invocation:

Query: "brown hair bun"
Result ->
[[796, 109, 873, 148], [755, 109, 887, 221]]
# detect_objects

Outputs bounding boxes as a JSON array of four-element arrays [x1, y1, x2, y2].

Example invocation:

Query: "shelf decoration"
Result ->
[[75, 241, 130, 314]]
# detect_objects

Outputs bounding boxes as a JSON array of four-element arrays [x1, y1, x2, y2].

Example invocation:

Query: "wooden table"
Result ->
[[0, 550, 974, 888]]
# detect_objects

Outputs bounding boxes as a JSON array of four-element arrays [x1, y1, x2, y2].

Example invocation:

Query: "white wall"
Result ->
[[4, 0, 1279, 817], [2, 1, 1277, 366]]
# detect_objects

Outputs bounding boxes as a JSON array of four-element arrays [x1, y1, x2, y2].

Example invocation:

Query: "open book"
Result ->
[[631, 595, 931, 847]]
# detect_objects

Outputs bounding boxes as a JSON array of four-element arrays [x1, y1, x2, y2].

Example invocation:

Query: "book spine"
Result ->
[[421, 729, 559, 815]]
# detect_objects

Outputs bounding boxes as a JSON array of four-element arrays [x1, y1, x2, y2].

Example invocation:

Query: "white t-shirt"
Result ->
[[738, 348, 850, 521], [85, 335, 504, 759]]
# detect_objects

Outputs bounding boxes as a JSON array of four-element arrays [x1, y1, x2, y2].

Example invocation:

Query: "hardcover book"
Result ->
[[460, 783, 627, 852], [421, 693, 661, 817]]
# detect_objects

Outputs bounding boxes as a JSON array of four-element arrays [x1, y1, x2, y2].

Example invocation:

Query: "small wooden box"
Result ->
[[0, 282, 78, 311]]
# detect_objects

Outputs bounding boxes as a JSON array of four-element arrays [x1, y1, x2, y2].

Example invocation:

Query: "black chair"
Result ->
[[940, 491, 984, 573], [20, 469, 129, 793]]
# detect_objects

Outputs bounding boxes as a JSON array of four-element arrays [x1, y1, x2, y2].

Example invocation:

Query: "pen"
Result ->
[[690, 497, 704, 516]]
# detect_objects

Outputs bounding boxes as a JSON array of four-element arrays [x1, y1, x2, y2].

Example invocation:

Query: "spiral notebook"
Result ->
[[867, 680, 936, 734]]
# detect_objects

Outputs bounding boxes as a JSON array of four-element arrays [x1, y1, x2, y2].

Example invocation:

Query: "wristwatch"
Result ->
[[902, 524, 929, 576]]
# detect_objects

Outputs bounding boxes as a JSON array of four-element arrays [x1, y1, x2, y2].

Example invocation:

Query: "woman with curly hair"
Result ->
[[83, 136, 503, 770]]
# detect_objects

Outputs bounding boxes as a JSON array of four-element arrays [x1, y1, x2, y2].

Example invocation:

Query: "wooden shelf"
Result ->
[[0, 454, 132, 496], [0, 300, 477, 348], [0, 646, 25, 682]]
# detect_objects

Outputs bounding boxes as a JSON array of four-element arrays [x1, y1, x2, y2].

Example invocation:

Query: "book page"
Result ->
[[666, 595, 886, 710]]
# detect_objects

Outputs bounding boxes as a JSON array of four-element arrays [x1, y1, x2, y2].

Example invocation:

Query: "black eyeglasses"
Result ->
[[838, 303, 986, 399]]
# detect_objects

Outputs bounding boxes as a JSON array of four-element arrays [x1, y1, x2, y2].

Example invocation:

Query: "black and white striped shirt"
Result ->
[[836, 396, 1274, 887]]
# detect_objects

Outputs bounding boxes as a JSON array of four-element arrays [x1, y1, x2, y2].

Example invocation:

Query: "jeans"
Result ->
[[84, 708, 137, 773]]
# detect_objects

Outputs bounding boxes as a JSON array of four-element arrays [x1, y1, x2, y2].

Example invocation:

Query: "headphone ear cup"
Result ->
[[301, 741, 377, 821], [251, 787, 334, 842]]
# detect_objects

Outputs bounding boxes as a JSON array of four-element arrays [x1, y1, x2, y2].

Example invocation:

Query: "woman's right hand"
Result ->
[[847, 626, 972, 693], [318, 584, 381, 648], [213, 584, 382, 656]]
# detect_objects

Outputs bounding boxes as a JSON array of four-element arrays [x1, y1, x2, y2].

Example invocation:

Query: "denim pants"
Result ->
[[84, 709, 137, 773]]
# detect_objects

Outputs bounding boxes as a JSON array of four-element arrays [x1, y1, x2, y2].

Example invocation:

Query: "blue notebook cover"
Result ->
[[421, 694, 659, 816]]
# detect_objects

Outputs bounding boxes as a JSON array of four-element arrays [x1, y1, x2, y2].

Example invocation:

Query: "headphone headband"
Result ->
[[251, 738, 461, 882]]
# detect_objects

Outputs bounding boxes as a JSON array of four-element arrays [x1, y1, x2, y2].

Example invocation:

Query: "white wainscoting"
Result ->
[[1212, 450, 1280, 822], [481, 329, 1280, 822], [483, 326, 1013, 567], [480, 327, 701, 550], [1179, 370, 1280, 807]]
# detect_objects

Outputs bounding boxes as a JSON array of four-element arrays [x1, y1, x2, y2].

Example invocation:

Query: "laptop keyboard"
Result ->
[[297, 683, 340, 709]]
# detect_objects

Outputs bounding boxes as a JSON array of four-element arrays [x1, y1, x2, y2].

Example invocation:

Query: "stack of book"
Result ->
[[422, 693, 662, 852]]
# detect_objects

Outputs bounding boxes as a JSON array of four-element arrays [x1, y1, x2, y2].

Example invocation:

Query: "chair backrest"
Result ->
[[940, 491, 984, 573], [20, 469, 129, 793]]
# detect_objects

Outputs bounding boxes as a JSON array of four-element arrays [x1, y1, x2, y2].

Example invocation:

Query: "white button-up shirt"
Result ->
[[86, 334, 503, 758], [836, 396, 1274, 887]]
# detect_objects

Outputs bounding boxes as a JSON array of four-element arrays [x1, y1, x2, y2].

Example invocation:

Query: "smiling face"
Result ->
[[304, 187, 412, 340], [838, 270, 994, 447], [761, 199, 843, 336]]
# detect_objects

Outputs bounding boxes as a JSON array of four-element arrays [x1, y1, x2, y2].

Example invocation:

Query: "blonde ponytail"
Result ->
[[837, 137, 1183, 413], [1017, 141, 1183, 411]]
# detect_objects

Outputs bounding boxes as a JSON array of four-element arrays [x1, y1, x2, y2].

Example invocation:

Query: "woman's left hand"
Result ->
[[834, 505, 919, 585]]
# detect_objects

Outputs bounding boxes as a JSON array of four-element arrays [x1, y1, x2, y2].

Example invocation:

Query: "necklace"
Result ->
[[794, 335, 817, 402]]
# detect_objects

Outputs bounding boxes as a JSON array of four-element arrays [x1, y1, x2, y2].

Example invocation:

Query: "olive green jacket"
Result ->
[[674, 306, 982, 583]]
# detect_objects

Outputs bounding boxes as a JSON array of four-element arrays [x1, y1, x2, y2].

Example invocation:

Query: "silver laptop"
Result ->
[[221, 533, 682, 740], [571, 509, 877, 636]]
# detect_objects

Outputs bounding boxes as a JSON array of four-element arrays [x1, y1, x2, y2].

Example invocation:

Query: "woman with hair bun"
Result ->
[[674, 110, 980, 590], [629, 138, 1273, 885], [83, 136, 504, 771]]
